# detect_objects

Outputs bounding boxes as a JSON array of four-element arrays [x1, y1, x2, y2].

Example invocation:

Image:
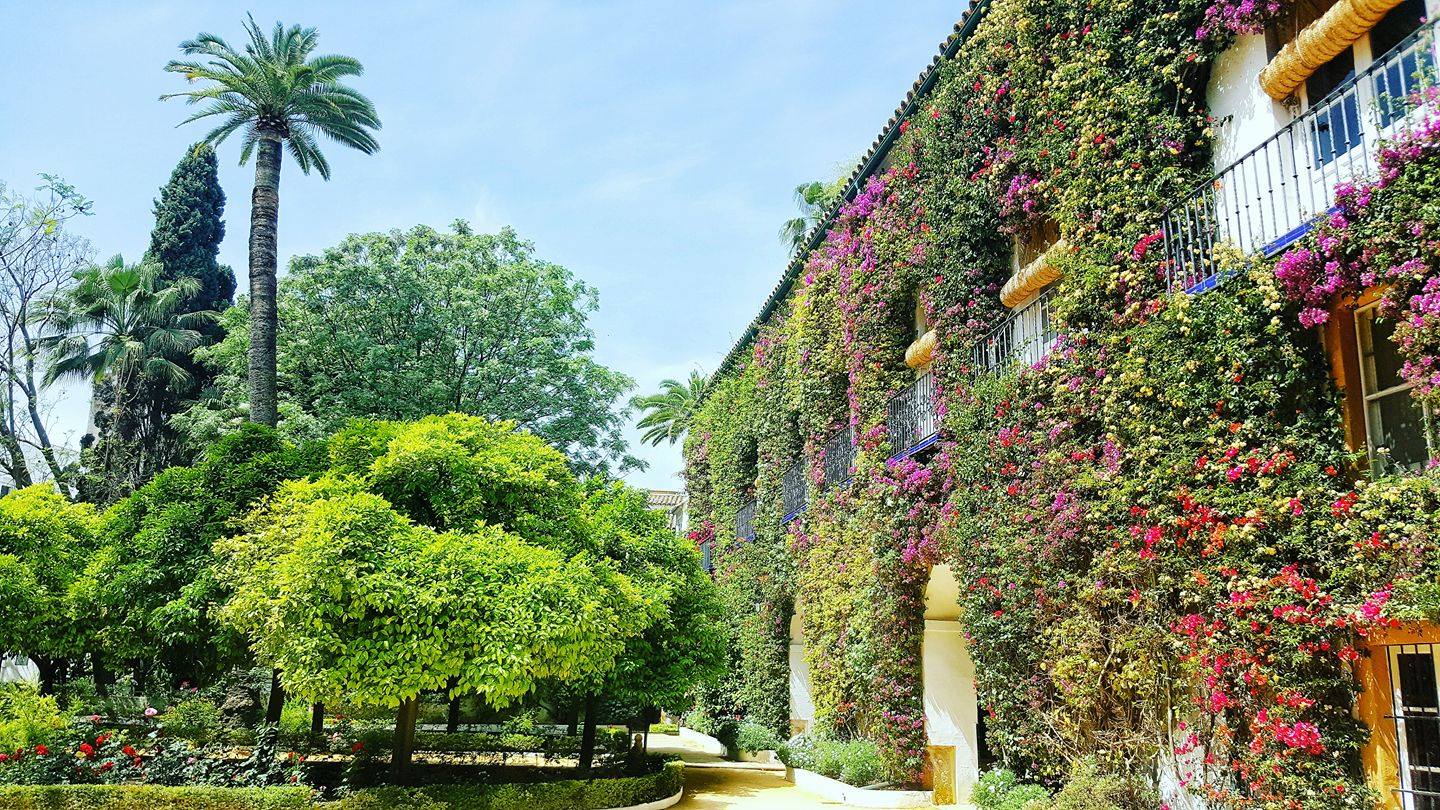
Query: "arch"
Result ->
[[923, 564, 979, 805]]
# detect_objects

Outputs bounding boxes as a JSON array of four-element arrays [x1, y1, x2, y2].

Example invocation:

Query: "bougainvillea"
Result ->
[[685, 0, 1439, 805], [1274, 91, 1440, 400]]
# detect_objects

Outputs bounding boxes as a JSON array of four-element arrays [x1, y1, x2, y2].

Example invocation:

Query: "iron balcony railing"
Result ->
[[1163, 17, 1439, 292], [971, 287, 1058, 374], [821, 427, 856, 490], [736, 497, 756, 542], [781, 461, 807, 522], [886, 370, 941, 460]]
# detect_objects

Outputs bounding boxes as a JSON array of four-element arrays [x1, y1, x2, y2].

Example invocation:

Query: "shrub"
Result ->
[[734, 722, 780, 753], [162, 698, 222, 745], [647, 722, 677, 735], [335, 760, 684, 810], [0, 684, 66, 752], [0, 784, 311, 809], [1048, 760, 1154, 810], [781, 734, 884, 787], [972, 768, 1051, 810]]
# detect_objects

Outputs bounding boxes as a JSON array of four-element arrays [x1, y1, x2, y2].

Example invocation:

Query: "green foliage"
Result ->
[[0, 785, 311, 810], [734, 721, 780, 753], [84, 145, 235, 505], [176, 224, 640, 475], [0, 486, 100, 669], [972, 768, 1050, 810], [0, 685, 67, 752], [216, 418, 653, 713], [335, 761, 683, 810], [160, 698, 222, 745], [780, 735, 884, 787], [87, 424, 324, 682], [630, 371, 706, 447]]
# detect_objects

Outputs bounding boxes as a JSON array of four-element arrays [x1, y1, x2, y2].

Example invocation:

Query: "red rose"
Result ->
[[0, 754, 9, 763], [351, 741, 364, 753], [34, 745, 48, 756], [122, 745, 137, 757], [79, 743, 95, 758]]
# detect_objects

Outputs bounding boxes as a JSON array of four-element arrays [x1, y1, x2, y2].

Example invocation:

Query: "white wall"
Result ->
[[0, 654, 38, 685], [1207, 34, 1291, 171], [923, 619, 980, 799], [789, 612, 815, 731]]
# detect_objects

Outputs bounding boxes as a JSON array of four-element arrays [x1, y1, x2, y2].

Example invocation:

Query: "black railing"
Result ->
[[736, 497, 756, 541], [971, 287, 1058, 375], [821, 427, 855, 489], [886, 370, 940, 459], [781, 462, 807, 522], [1163, 17, 1439, 292], [699, 539, 714, 573]]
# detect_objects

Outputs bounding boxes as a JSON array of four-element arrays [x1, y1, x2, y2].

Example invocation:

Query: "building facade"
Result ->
[[684, 1, 1440, 808]]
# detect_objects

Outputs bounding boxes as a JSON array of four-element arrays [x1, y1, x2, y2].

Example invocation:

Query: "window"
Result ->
[[1356, 304, 1435, 474], [1387, 644, 1440, 809]]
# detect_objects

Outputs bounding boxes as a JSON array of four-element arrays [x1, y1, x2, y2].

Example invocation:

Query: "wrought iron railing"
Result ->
[[781, 461, 807, 522], [886, 370, 940, 459], [821, 427, 855, 489], [736, 497, 756, 542], [1163, 17, 1439, 292], [971, 287, 1058, 374]]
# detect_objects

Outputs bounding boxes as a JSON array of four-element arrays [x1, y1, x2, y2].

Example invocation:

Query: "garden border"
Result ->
[[785, 766, 933, 808]]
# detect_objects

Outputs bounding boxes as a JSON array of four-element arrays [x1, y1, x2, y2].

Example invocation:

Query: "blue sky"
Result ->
[[0, 1, 958, 490]]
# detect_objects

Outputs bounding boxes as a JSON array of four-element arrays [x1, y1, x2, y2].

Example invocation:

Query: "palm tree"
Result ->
[[631, 370, 707, 446], [34, 256, 213, 491], [161, 15, 380, 428], [779, 179, 845, 255]]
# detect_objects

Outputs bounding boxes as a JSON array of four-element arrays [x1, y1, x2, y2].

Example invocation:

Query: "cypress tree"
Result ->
[[81, 145, 234, 503]]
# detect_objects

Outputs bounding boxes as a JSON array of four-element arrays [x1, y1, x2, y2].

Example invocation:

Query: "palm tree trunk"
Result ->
[[248, 137, 282, 428]]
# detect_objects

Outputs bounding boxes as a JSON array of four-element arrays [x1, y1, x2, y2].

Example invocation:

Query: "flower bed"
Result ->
[[332, 760, 684, 810]]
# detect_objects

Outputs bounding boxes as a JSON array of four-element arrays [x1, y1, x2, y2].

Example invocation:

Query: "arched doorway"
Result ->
[[789, 611, 814, 736]]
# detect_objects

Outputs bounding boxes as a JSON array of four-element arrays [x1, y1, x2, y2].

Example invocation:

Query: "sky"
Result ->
[[0, 0, 959, 491]]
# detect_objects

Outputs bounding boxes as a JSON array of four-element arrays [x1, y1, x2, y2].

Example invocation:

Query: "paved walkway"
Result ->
[[648, 733, 909, 809]]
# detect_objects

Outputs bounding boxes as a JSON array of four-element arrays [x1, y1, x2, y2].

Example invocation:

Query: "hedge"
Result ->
[[334, 761, 684, 810], [213, 727, 631, 758], [0, 785, 312, 809]]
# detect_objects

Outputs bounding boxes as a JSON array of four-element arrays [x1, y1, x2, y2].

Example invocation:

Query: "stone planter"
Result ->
[[737, 749, 778, 764], [785, 766, 934, 808]]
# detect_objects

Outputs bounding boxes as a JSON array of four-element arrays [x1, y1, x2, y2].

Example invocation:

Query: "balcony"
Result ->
[[1163, 17, 1439, 292], [781, 461, 807, 523], [736, 497, 756, 542], [699, 538, 714, 573], [970, 287, 1058, 375], [886, 370, 941, 460], [821, 427, 855, 490]]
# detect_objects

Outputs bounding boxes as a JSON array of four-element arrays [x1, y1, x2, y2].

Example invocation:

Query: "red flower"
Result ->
[[122, 745, 137, 758], [79, 743, 95, 758], [34, 745, 48, 756], [351, 741, 364, 753], [0, 754, 9, 763]]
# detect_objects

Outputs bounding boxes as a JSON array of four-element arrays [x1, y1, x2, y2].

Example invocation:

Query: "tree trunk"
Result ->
[[91, 651, 111, 699], [392, 697, 420, 783], [578, 692, 598, 773], [311, 703, 324, 735], [247, 137, 282, 428], [264, 669, 284, 725], [33, 657, 57, 696], [445, 676, 461, 733]]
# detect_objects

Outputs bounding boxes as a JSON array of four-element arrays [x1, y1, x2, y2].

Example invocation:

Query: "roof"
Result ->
[[699, 0, 992, 402], [646, 489, 687, 509]]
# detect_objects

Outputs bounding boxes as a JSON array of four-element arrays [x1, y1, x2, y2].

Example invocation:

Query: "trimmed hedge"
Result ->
[[335, 761, 684, 810], [0, 785, 312, 809], [213, 727, 631, 759]]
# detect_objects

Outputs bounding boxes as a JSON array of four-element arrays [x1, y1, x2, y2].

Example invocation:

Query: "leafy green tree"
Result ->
[[163, 15, 381, 428], [216, 415, 650, 778], [34, 256, 215, 501], [779, 179, 846, 255], [85, 146, 235, 501], [559, 481, 726, 770], [176, 224, 640, 475], [631, 370, 707, 447], [83, 425, 325, 689], [0, 486, 100, 693]]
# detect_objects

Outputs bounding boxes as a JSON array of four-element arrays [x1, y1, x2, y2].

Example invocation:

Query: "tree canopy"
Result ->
[[176, 223, 640, 476]]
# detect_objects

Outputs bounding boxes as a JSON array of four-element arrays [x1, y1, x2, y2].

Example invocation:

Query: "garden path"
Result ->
[[647, 734, 940, 809]]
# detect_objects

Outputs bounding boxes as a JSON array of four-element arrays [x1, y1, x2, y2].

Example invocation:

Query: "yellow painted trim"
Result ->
[[905, 329, 938, 370], [1358, 622, 1440, 810], [1259, 0, 1407, 101], [1001, 239, 1065, 309]]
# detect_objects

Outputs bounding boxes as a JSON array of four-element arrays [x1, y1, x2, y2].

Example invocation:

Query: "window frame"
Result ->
[[1353, 300, 1436, 473], [1386, 643, 1440, 810]]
